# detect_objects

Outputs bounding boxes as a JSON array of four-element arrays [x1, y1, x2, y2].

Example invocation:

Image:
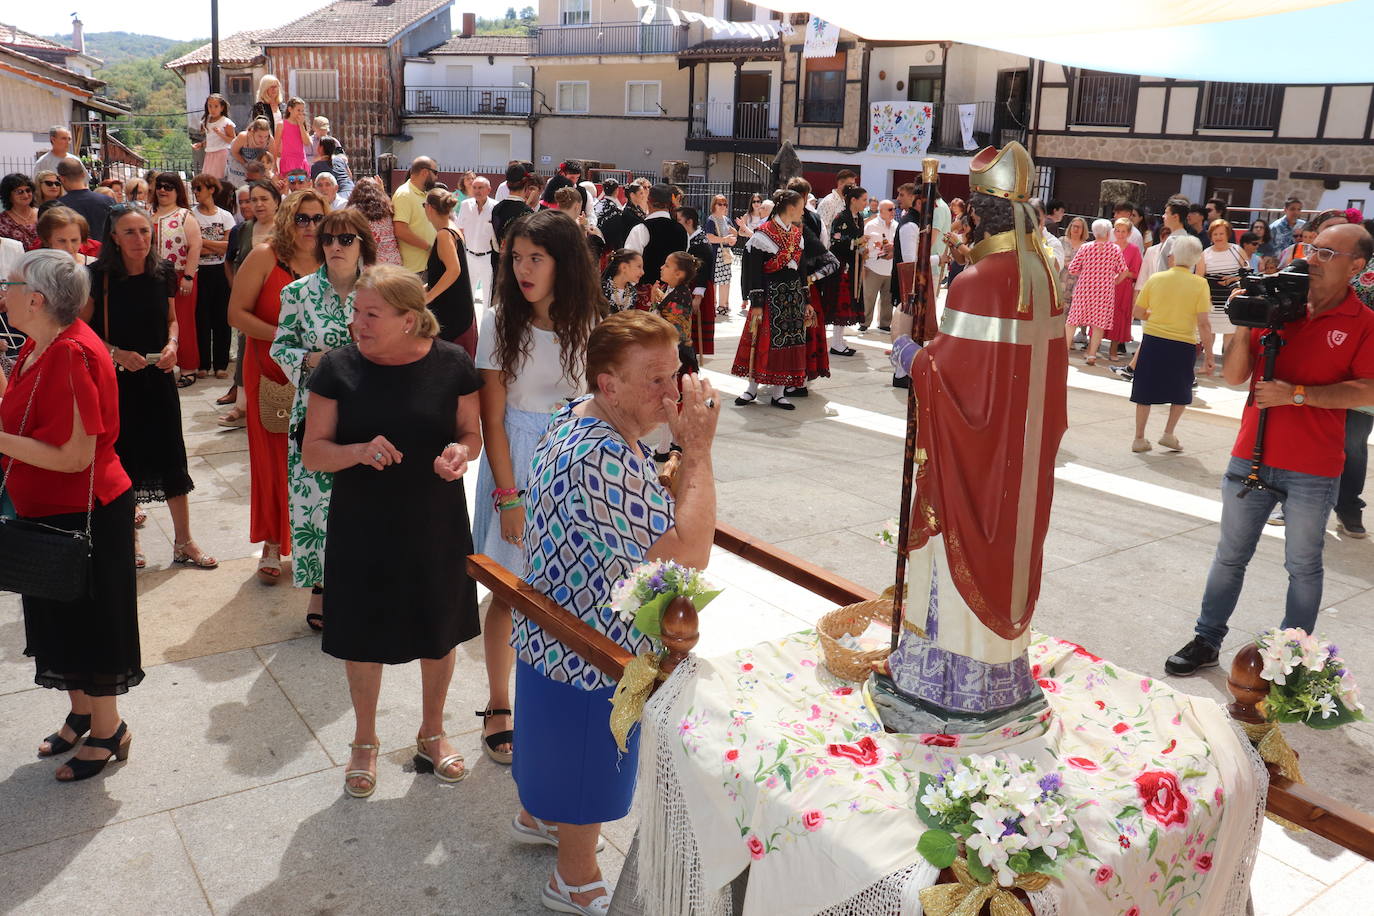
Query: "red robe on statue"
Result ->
[[908, 241, 1068, 640]]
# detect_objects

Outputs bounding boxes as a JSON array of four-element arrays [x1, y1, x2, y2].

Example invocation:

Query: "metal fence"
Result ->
[[403, 87, 539, 118], [688, 102, 778, 141], [1200, 83, 1283, 131], [1072, 72, 1136, 127]]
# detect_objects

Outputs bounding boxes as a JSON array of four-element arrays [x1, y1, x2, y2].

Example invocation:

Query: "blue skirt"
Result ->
[[472, 406, 552, 575], [1130, 333, 1197, 406], [512, 660, 641, 825]]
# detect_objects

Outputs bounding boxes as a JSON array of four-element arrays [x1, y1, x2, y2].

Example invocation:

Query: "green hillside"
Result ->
[[45, 30, 201, 68]]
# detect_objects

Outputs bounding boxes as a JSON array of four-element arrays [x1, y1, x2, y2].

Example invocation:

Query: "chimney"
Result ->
[[71, 16, 85, 54], [461, 12, 476, 38]]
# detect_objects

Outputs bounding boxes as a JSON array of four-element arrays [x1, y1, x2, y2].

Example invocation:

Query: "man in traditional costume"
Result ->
[[825, 185, 870, 353], [875, 142, 1069, 731]]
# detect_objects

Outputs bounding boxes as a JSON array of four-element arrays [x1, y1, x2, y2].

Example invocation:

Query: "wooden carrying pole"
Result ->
[[889, 157, 940, 654]]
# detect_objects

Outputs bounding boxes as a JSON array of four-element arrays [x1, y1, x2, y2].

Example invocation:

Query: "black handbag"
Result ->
[[0, 345, 96, 603]]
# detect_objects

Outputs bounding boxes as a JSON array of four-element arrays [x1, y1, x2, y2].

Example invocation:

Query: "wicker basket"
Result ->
[[818, 598, 894, 682]]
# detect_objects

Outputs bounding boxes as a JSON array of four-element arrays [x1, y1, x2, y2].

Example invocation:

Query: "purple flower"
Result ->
[[1001, 817, 1020, 837], [1039, 772, 1063, 795]]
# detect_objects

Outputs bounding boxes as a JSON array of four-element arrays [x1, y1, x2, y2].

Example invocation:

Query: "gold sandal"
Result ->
[[414, 732, 467, 782], [344, 742, 378, 798], [172, 540, 219, 569]]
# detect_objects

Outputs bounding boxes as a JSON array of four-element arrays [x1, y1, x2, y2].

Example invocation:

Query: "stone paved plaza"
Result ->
[[1, 302, 1372, 915]]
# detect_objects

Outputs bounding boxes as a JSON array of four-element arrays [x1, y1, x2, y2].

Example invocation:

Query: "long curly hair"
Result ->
[[491, 209, 600, 386], [966, 192, 1014, 245], [269, 189, 328, 263], [347, 177, 393, 221]]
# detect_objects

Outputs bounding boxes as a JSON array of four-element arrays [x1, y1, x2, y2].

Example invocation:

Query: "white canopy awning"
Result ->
[[749, 0, 1374, 83]]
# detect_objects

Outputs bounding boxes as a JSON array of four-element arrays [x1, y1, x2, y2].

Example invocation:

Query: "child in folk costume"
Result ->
[[825, 185, 870, 352], [677, 205, 717, 357], [600, 248, 643, 314], [730, 190, 820, 411], [648, 251, 701, 460]]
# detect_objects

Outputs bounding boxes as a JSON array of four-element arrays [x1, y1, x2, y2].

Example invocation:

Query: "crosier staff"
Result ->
[[889, 158, 940, 654]]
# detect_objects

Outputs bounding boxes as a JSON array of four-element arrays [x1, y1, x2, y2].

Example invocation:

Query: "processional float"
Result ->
[[467, 141, 1374, 915]]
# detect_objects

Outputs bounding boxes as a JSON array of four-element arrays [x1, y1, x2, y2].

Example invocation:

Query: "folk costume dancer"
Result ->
[[681, 210, 717, 357], [880, 142, 1068, 729], [824, 185, 870, 354], [731, 191, 817, 411]]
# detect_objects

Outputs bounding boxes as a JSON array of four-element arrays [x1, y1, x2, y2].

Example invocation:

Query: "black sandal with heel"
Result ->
[[57, 721, 131, 782], [306, 586, 324, 632], [476, 707, 514, 765], [39, 712, 91, 757]]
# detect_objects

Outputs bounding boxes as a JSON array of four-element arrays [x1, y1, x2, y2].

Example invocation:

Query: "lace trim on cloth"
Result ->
[[634, 655, 733, 916], [1222, 720, 1269, 916]]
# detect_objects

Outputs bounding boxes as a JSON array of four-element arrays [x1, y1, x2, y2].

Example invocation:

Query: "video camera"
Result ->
[[1225, 260, 1310, 329]]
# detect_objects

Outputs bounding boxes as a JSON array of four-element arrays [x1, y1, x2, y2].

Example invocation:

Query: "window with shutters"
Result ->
[[556, 81, 589, 114], [626, 81, 661, 116], [291, 69, 339, 101]]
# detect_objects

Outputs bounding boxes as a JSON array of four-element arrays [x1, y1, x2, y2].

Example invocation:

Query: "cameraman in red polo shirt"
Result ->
[[1167, 223, 1374, 675]]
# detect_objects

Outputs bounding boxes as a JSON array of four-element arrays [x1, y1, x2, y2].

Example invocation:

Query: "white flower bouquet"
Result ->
[[609, 560, 721, 642], [916, 753, 1084, 887], [1255, 627, 1365, 729]]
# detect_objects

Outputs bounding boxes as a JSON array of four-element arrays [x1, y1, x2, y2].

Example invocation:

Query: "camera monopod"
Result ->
[[1233, 327, 1288, 500]]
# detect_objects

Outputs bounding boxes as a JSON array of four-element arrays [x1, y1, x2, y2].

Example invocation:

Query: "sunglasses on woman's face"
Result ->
[[14, 187, 32, 195], [156, 184, 177, 192], [41, 180, 62, 188], [294, 213, 325, 226], [319, 232, 358, 247]]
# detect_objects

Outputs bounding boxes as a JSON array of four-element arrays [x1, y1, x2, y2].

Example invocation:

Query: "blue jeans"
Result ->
[[1194, 455, 1337, 647], [1337, 410, 1373, 519]]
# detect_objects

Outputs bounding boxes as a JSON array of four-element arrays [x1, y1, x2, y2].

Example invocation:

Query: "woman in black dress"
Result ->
[[88, 206, 217, 570], [421, 188, 475, 356], [302, 264, 483, 799]]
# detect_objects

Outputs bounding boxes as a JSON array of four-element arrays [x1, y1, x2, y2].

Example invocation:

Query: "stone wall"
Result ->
[[1035, 134, 1374, 207]]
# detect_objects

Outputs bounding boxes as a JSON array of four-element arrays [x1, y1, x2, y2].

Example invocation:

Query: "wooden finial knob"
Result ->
[[1227, 642, 1268, 725], [659, 595, 700, 679]]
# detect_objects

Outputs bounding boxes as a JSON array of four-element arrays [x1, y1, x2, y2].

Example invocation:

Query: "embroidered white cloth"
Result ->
[[635, 631, 1265, 916]]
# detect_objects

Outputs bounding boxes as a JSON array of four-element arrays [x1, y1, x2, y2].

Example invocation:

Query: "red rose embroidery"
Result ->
[[1161, 739, 1177, 755], [1036, 678, 1061, 693], [724, 749, 739, 761], [1195, 853, 1213, 872], [1113, 722, 1131, 734], [746, 834, 765, 860], [1030, 664, 1042, 678], [1118, 834, 1131, 849], [1094, 865, 1114, 885], [802, 810, 824, 832], [741, 663, 754, 671], [1135, 769, 1190, 829], [1065, 757, 1099, 771], [827, 735, 881, 767], [1126, 908, 1141, 916], [833, 687, 854, 696], [1094, 700, 1107, 710], [919, 733, 960, 748], [1069, 642, 1103, 663]]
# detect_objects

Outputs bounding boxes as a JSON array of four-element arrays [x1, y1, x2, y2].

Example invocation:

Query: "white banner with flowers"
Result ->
[[867, 101, 934, 157], [637, 631, 1264, 916]]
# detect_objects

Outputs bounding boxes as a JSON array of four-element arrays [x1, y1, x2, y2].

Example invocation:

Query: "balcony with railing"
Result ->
[[687, 101, 779, 151], [1070, 72, 1138, 127], [402, 87, 539, 118], [1200, 82, 1283, 131], [533, 22, 688, 57]]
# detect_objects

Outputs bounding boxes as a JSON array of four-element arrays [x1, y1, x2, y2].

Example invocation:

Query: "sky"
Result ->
[[15, 0, 520, 43]]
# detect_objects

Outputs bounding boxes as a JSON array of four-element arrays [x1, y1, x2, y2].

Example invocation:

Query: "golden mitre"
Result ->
[[969, 142, 1035, 203]]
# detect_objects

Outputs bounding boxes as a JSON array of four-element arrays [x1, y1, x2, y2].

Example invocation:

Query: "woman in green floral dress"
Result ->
[[270, 208, 376, 630]]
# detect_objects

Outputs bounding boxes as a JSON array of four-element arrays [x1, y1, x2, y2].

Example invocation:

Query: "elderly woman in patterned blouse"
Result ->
[[270, 208, 375, 631], [509, 310, 720, 915]]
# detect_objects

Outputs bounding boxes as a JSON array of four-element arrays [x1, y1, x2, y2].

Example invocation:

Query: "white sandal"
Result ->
[[510, 816, 606, 851], [542, 868, 611, 915]]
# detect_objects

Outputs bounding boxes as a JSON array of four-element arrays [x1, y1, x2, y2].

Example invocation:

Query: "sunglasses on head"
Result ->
[[319, 232, 358, 247], [294, 212, 325, 226]]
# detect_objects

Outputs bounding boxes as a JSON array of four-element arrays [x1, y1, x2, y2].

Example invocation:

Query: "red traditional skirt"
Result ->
[[691, 281, 716, 356], [814, 267, 863, 326], [730, 275, 808, 387], [804, 316, 830, 382]]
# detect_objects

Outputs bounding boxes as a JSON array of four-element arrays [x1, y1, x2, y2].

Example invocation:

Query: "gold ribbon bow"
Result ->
[[1242, 720, 1304, 831], [918, 858, 1050, 916], [609, 653, 661, 753]]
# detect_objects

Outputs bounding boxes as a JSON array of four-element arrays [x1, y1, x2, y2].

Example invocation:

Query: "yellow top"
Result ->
[[392, 179, 436, 273], [1137, 266, 1210, 344]]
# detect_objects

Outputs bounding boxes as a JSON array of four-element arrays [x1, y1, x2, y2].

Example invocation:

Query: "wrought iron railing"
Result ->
[[1200, 83, 1282, 131], [688, 101, 778, 141], [403, 87, 539, 117], [1071, 72, 1137, 127], [533, 22, 688, 57]]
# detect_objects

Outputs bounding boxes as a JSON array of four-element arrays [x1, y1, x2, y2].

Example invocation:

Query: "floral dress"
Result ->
[[369, 217, 402, 266], [270, 266, 356, 588], [0, 210, 39, 250], [1067, 239, 1128, 331]]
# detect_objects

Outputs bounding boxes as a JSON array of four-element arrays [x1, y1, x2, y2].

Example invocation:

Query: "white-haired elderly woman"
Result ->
[[1129, 234, 1215, 453], [0, 249, 141, 782], [1065, 218, 1130, 366]]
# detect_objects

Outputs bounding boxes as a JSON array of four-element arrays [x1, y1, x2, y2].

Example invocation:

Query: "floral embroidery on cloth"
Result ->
[[652, 630, 1260, 916]]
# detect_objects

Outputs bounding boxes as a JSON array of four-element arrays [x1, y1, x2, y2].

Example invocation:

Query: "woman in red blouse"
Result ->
[[0, 249, 141, 782]]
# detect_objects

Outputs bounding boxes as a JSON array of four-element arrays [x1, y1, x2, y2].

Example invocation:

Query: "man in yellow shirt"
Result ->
[[1129, 234, 1214, 452], [392, 157, 439, 274]]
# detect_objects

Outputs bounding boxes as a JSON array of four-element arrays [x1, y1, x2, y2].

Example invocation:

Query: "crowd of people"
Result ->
[[5, 92, 1374, 911]]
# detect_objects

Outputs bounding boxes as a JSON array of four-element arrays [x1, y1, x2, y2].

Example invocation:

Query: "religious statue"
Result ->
[[871, 142, 1069, 734]]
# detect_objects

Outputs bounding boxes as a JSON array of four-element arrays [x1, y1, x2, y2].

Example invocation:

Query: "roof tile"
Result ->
[[164, 29, 270, 70], [257, 0, 451, 46], [424, 34, 532, 56]]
